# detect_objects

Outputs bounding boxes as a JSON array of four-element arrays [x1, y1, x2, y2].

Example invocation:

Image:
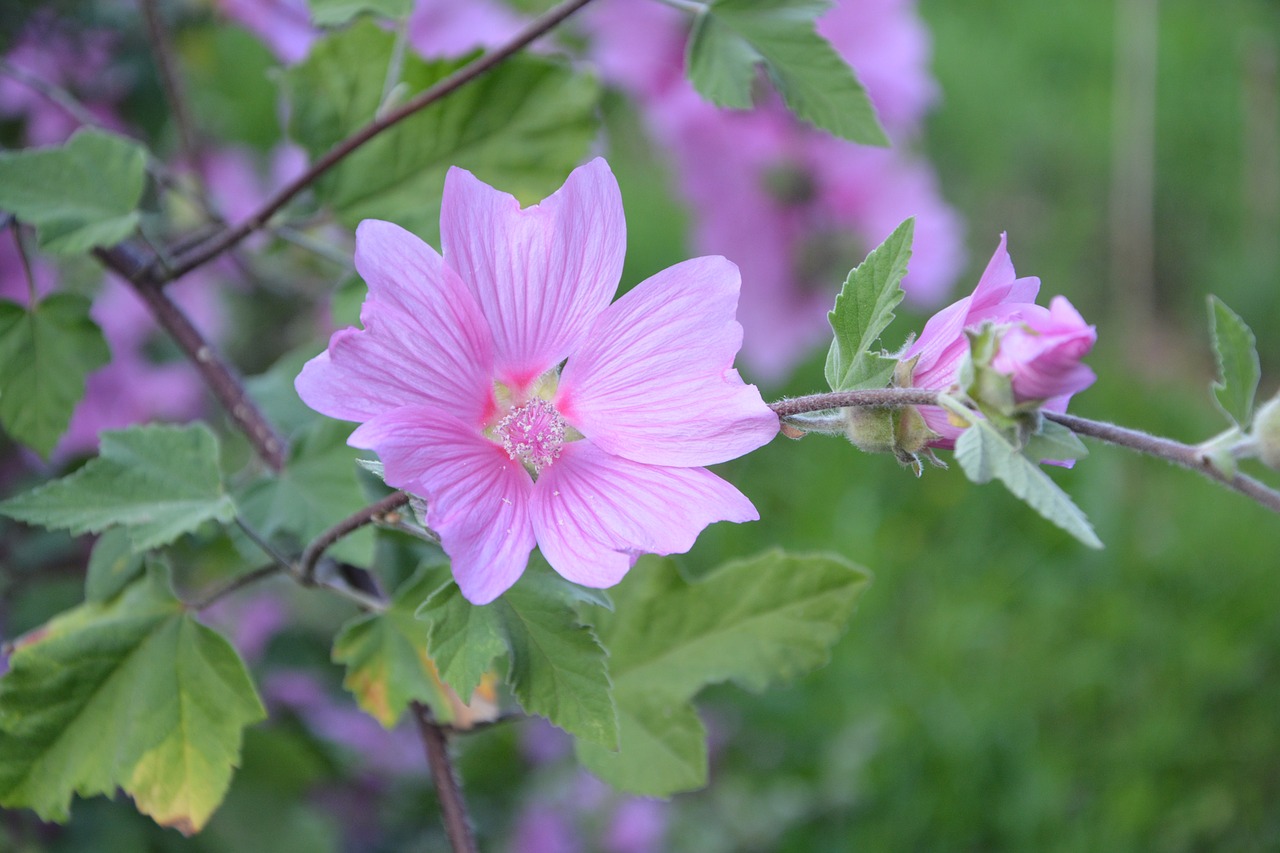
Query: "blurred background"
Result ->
[[3, 0, 1280, 850]]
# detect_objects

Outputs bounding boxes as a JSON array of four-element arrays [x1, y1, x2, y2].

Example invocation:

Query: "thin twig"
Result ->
[[413, 702, 479, 853], [157, 0, 601, 284], [190, 563, 284, 611], [140, 0, 202, 167], [94, 243, 288, 471], [298, 491, 410, 583], [770, 388, 1280, 515], [1044, 410, 1280, 513]]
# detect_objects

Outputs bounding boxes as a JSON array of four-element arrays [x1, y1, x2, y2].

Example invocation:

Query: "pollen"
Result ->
[[495, 398, 568, 474]]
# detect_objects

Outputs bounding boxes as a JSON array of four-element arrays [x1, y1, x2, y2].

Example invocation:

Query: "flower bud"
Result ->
[[991, 296, 1097, 402], [1250, 393, 1280, 470]]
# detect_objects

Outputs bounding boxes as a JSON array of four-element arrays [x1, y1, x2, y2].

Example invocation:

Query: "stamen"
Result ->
[[495, 398, 568, 474]]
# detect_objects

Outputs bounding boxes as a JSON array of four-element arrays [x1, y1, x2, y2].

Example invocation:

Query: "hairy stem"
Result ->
[[94, 244, 288, 471], [413, 702, 479, 853], [771, 388, 1280, 514], [297, 491, 410, 583], [157, 0, 601, 284]]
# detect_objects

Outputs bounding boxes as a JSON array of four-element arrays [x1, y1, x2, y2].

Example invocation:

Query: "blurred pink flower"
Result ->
[[603, 798, 668, 853], [903, 234, 1092, 449], [214, 0, 317, 64], [992, 296, 1096, 403], [297, 159, 777, 603], [581, 0, 964, 381], [511, 805, 583, 853]]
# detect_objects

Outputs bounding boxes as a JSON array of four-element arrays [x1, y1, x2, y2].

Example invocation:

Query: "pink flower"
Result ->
[[992, 296, 1096, 402], [904, 234, 1092, 448], [296, 159, 778, 604]]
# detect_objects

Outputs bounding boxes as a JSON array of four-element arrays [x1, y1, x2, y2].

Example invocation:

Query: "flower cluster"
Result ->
[[297, 160, 779, 604]]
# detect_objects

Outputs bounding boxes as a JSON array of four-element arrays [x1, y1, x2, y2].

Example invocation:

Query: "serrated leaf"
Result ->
[[499, 576, 617, 749], [1023, 419, 1089, 464], [332, 564, 454, 727], [417, 581, 507, 700], [0, 129, 146, 253], [955, 420, 1102, 548], [824, 219, 914, 391], [0, 567, 265, 834], [85, 527, 145, 602], [0, 294, 110, 458], [576, 551, 869, 795], [308, 0, 411, 26], [283, 22, 600, 239], [237, 420, 374, 567], [0, 423, 237, 550], [686, 0, 888, 146], [1208, 296, 1261, 428]]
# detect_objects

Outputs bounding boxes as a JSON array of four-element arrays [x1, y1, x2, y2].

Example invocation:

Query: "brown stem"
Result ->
[[413, 702, 479, 853], [94, 244, 287, 471], [298, 491, 409, 583], [769, 388, 940, 418], [190, 563, 283, 611], [156, 0, 601, 284], [140, 0, 202, 168]]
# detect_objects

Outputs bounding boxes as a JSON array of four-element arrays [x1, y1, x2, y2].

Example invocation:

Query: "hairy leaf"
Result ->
[[825, 219, 913, 391], [955, 420, 1102, 548], [576, 551, 869, 795], [1208, 296, 1261, 428], [0, 294, 110, 458], [0, 568, 264, 833], [0, 423, 237, 550], [85, 528, 145, 603], [417, 581, 507, 701], [333, 564, 455, 727], [283, 22, 599, 238], [686, 0, 888, 145], [0, 129, 146, 253]]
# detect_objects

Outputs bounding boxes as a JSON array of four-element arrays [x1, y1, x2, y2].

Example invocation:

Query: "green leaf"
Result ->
[[955, 420, 1102, 549], [308, 0, 411, 26], [0, 567, 265, 834], [499, 573, 617, 749], [0, 423, 238, 550], [332, 564, 456, 727], [283, 22, 600, 239], [686, 0, 888, 146], [1023, 419, 1089, 464], [0, 129, 147, 253], [1208, 296, 1261, 428], [576, 551, 869, 795], [180, 26, 282, 149], [0, 294, 110, 458], [417, 581, 507, 701], [85, 528, 145, 602], [824, 219, 914, 391], [237, 420, 374, 567]]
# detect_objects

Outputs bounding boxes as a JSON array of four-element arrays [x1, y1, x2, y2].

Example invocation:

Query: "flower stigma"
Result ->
[[495, 398, 569, 475]]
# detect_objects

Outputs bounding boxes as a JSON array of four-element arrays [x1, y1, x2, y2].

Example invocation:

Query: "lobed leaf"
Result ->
[[1207, 296, 1261, 428], [283, 22, 600, 239], [0, 129, 146, 254], [308, 0, 411, 26], [955, 420, 1102, 548], [0, 567, 264, 834], [417, 581, 507, 701], [576, 551, 869, 796], [0, 423, 237, 550], [686, 0, 888, 146], [0, 294, 110, 458], [824, 219, 914, 392]]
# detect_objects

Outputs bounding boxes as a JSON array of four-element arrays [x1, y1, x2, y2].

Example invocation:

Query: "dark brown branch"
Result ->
[[190, 563, 283, 611], [94, 243, 287, 470], [298, 491, 410, 583], [413, 702, 479, 853], [140, 0, 202, 168], [156, 0, 600, 284]]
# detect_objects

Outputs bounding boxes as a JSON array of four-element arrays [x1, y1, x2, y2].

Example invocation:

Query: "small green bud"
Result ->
[[1250, 393, 1280, 469], [843, 406, 897, 455]]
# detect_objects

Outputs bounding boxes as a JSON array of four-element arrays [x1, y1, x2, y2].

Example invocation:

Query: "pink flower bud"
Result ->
[[991, 296, 1097, 402]]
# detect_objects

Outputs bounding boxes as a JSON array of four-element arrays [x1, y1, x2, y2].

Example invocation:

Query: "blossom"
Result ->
[[296, 159, 779, 604], [903, 234, 1093, 448], [991, 296, 1096, 402]]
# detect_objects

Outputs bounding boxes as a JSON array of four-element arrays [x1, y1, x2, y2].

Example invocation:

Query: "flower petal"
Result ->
[[440, 159, 625, 390], [350, 407, 534, 604], [296, 220, 496, 427], [556, 256, 779, 467], [530, 442, 758, 588]]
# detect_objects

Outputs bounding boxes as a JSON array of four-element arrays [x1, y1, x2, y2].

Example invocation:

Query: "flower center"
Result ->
[[494, 398, 568, 474]]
